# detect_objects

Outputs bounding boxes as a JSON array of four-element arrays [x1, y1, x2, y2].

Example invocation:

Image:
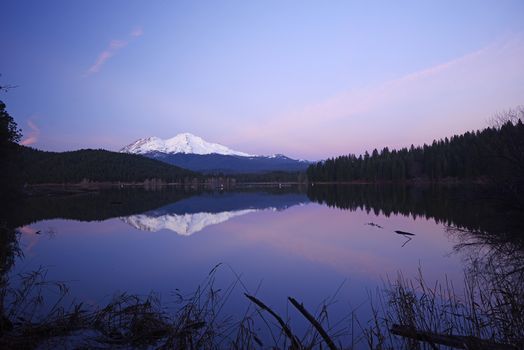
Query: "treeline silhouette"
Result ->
[[307, 184, 523, 240], [0, 100, 23, 198], [16, 146, 198, 184], [307, 119, 524, 183]]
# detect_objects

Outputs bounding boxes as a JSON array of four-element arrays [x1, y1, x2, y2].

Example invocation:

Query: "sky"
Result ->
[[1, 0, 523, 160]]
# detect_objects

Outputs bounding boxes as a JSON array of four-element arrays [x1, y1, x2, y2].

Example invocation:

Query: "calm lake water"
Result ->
[[8, 184, 503, 344]]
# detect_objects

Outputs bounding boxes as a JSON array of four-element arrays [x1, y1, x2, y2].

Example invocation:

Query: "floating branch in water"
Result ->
[[394, 230, 415, 236], [400, 236, 412, 248], [366, 222, 383, 229], [390, 324, 519, 350]]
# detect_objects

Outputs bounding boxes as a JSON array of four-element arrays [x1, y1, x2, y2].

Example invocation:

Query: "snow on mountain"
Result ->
[[121, 209, 259, 235], [120, 133, 255, 157]]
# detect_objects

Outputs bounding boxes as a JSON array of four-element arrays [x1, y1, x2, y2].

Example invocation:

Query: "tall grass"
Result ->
[[0, 264, 355, 349], [359, 225, 524, 349]]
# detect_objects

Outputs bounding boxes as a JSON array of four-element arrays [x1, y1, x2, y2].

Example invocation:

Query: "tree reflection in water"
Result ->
[[449, 225, 524, 343]]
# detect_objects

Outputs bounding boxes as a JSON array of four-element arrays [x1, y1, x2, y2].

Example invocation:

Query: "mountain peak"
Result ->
[[120, 133, 255, 157]]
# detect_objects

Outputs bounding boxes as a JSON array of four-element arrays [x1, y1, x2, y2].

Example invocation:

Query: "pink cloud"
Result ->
[[84, 27, 143, 77], [21, 119, 40, 146], [18, 226, 41, 254], [109, 39, 128, 50], [19, 226, 37, 235], [220, 205, 462, 280], [231, 34, 524, 159], [85, 42, 128, 76]]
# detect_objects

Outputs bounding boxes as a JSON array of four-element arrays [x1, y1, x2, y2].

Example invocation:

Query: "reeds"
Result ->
[[0, 266, 235, 349], [0, 264, 353, 349], [359, 224, 524, 349]]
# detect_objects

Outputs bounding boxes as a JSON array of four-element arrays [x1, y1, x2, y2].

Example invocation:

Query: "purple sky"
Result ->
[[1, 1, 524, 159]]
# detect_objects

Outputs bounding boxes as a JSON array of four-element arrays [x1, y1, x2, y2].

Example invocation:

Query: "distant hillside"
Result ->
[[16, 146, 197, 184]]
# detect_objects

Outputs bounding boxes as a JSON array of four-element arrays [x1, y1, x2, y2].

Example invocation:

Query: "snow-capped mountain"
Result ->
[[120, 133, 311, 174], [120, 133, 254, 157]]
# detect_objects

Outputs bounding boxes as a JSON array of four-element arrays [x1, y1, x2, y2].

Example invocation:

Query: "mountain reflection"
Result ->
[[120, 191, 308, 235], [11, 188, 309, 231], [122, 210, 259, 235]]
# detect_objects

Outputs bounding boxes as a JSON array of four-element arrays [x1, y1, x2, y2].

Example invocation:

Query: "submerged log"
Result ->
[[390, 324, 519, 350]]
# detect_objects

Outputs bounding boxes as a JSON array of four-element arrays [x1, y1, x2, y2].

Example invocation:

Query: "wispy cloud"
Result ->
[[233, 34, 524, 159], [84, 26, 143, 77], [21, 119, 40, 146]]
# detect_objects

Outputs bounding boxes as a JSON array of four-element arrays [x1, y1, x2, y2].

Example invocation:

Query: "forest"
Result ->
[[14, 146, 197, 184], [307, 114, 524, 185], [1, 99, 200, 188]]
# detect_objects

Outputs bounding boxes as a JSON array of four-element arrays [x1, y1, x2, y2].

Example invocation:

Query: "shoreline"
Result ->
[[20, 179, 488, 197]]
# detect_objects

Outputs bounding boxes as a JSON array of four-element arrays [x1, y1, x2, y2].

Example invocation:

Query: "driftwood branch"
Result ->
[[391, 324, 519, 350], [288, 297, 338, 350], [244, 293, 301, 349]]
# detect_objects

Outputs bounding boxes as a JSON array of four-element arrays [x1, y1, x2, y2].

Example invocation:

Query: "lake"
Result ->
[[5, 184, 516, 347]]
